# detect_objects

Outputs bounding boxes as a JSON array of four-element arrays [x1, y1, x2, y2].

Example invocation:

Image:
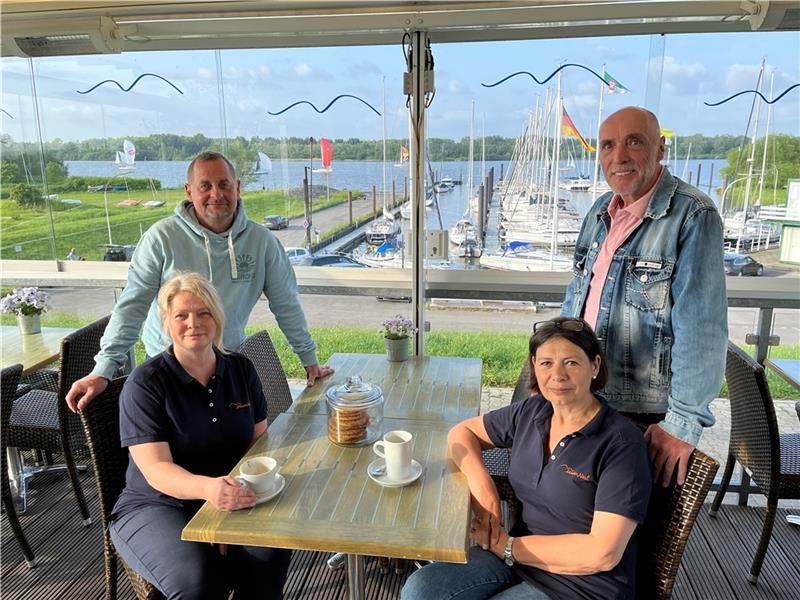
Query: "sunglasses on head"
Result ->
[[533, 318, 587, 334]]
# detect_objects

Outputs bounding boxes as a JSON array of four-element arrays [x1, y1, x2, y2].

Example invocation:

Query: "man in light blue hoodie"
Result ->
[[66, 151, 333, 411]]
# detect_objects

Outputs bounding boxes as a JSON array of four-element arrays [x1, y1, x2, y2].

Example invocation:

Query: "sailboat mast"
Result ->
[[467, 99, 475, 201], [742, 59, 766, 224], [591, 64, 605, 202], [481, 113, 486, 189], [758, 70, 775, 205], [550, 70, 563, 271], [382, 77, 388, 210]]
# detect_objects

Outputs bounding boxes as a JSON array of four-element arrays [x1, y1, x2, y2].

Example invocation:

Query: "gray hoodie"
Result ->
[[92, 201, 316, 379]]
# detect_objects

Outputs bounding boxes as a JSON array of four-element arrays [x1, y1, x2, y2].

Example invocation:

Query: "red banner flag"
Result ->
[[320, 138, 333, 168]]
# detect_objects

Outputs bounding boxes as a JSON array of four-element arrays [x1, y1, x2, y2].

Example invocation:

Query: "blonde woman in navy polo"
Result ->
[[402, 318, 652, 600], [109, 272, 290, 599]]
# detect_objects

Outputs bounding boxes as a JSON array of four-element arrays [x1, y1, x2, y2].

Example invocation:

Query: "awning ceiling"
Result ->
[[1, 1, 798, 57]]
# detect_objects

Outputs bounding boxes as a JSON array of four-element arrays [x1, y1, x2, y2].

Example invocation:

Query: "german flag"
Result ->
[[561, 108, 595, 153]]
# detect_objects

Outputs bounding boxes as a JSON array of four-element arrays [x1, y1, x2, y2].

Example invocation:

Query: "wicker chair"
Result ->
[[79, 376, 165, 600], [1, 364, 37, 568], [6, 315, 110, 519], [491, 448, 718, 599], [236, 330, 294, 424], [709, 342, 800, 584], [482, 358, 530, 479]]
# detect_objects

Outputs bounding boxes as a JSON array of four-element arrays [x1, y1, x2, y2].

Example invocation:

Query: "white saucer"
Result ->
[[236, 474, 285, 505], [368, 458, 422, 488]]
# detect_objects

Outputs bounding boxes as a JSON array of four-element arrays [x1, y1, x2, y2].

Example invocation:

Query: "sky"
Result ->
[[1, 29, 798, 145]]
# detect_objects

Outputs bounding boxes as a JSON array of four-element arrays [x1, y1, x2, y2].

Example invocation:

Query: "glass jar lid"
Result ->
[[325, 375, 383, 409]]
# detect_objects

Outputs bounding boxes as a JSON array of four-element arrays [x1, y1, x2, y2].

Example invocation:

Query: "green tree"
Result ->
[[44, 160, 67, 183], [10, 183, 42, 208], [1, 161, 23, 185]]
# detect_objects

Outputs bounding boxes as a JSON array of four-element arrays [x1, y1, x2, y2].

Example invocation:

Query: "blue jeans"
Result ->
[[401, 547, 552, 600], [109, 504, 291, 600]]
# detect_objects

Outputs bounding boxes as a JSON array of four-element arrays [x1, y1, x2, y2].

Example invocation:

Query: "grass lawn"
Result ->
[[4, 311, 798, 399], [0, 187, 359, 261]]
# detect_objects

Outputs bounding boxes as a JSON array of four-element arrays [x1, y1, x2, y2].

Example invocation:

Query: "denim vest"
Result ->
[[562, 169, 727, 445]]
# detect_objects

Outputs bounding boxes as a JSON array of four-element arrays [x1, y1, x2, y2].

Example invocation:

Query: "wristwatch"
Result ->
[[503, 536, 516, 566]]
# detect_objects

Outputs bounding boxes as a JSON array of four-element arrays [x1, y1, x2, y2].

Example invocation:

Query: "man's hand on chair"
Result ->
[[645, 424, 694, 487], [66, 375, 109, 412]]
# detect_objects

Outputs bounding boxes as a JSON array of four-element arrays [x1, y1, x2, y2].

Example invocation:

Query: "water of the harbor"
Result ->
[[65, 157, 727, 268], [65, 156, 726, 215]]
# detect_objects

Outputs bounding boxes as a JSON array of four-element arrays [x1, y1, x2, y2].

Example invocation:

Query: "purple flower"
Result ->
[[0, 287, 50, 317], [380, 314, 417, 340]]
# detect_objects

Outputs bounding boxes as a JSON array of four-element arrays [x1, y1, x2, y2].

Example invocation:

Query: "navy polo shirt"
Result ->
[[484, 394, 652, 600], [112, 347, 267, 519]]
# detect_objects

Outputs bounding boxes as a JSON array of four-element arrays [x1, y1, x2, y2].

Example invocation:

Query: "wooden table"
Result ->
[[0, 325, 76, 374], [764, 358, 800, 392], [290, 353, 483, 422], [183, 412, 472, 599]]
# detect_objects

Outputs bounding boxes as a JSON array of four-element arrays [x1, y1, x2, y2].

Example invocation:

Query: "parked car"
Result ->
[[308, 253, 367, 267], [285, 246, 311, 266], [101, 244, 136, 262], [263, 215, 288, 230], [724, 253, 764, 276]]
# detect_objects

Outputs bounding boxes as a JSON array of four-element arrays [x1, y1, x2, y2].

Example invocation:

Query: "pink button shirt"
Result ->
[[582, 167, 664, 330]]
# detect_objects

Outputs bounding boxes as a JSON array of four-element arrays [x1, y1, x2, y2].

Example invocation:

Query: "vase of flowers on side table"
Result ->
[[1, 287, 50, 335], [380, 315, 417, 362]]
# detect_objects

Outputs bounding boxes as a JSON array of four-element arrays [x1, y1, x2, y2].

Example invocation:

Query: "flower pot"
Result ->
[[384, 337, 410, 362], [17, 313, 42, 335]]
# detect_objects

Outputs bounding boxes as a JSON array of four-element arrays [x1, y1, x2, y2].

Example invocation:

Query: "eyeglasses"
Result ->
[[533, 319, 587, 334]]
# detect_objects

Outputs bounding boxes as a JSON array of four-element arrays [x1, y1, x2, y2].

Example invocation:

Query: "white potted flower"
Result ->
[[0, 287, 50, 335], [379, 315, 417, 362]]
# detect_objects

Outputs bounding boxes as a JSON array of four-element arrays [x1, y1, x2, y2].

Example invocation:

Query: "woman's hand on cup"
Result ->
[[206, 476, 258, 511]]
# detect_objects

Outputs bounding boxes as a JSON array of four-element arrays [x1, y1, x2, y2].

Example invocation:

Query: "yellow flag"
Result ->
[[660, 128, 674, 139]]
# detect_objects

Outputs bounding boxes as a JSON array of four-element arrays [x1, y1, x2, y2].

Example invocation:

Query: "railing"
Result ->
[[759, 206, 800, 222]]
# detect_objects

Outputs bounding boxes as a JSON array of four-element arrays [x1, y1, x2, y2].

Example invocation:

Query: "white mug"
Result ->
[[238, 456, 279, 495], [373, 430, 413, 481]]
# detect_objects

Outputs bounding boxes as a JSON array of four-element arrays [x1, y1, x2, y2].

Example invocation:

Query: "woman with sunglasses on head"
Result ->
[[402, 317, 652, 600]]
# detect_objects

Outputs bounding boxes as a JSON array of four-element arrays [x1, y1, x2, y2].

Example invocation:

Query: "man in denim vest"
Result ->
[[562, 107, 727, 486]]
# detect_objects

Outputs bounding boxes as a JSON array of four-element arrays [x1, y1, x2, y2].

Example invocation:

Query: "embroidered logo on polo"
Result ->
[[229, 401, 251, 410], [235, 254, 256, 281], [561, 463, 592, 482]]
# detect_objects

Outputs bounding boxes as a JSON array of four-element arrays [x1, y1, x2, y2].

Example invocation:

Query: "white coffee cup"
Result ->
[[373, 430, 413, 481], [238, 456, 279, 494]]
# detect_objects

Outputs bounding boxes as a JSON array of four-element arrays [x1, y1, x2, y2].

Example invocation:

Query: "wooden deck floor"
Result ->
[[2, 459, 799, 599]]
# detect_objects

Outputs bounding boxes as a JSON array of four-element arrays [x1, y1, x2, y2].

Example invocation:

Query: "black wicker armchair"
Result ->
[[236, 330, 294, 424], [709, 342, 800, 584], [5, 315, 110, 520], [79, 376, 165, 600], [1, 364, 36, 568], [492, 448, 717, 599]]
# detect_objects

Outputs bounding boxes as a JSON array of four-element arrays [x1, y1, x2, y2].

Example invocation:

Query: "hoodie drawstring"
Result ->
[[202, 232, 213, 282], [228, 233, 238, 280]]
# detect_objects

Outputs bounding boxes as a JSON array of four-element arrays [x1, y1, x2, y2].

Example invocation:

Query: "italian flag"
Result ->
[[602, 68, 631, 94]]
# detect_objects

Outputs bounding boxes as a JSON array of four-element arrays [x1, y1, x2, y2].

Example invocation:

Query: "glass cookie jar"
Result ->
[[325, 375, 384, 446]]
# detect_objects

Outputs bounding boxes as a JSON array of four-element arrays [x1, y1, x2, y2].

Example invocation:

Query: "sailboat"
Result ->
[[115, 140, 136, 173], [254, 151, 272, 175], [365, 208, 401, 246], [394, 145, 409, 167], [312, 138, 333, 174]]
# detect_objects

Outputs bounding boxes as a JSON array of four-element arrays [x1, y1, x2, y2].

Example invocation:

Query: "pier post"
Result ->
[[695, 162, 703, 188], [303, 169, 312, 249], [373, 185, 377, 215], [707, 163, 715, 195], [392, 180, 396, 206], [348, 191, 353, 225]]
